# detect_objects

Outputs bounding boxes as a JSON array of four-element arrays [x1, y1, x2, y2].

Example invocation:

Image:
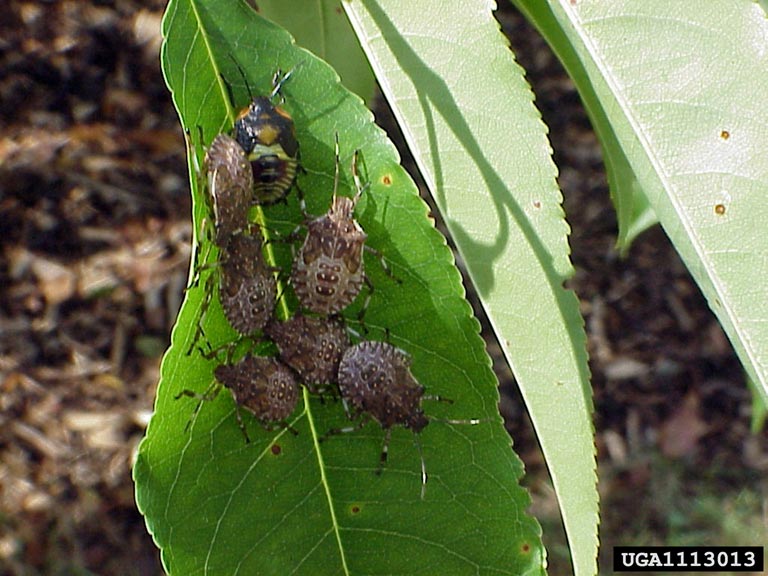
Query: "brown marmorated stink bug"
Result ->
[[217, 229, 278, 335], [187, 226, 278, 355], [176, 354, 299, 442], [291, 138, 397, 319], [329, 340, 482, 498], [265, 313, 350, 394], [184, 126, 251, 291], [204, 132, 253, 248]]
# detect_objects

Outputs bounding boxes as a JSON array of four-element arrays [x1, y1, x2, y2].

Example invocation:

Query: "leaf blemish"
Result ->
[[521, 542, 531, 553], [714, 204, 726, 216], [271, 444, 282, 455], [532, 200, 541, 209], [350, 505, 361, 514], [720, 130, 730, 140], [381, 174, 392, 186]]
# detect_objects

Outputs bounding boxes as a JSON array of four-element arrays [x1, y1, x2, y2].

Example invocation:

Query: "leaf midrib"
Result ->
[[186, 1, 351, 572], [305, 388, 351, 575]]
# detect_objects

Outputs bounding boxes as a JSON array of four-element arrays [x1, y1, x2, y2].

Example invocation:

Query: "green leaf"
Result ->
[[514, 0, 658, 252], [342, 1, 596, 575], [133, 0, 543, 574], [528, 1, 768, 403], [257, 0, 376, 103]]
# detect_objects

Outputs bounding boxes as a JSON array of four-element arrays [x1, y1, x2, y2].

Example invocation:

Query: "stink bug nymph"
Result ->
[[232, 69, 300, 205], [187, 226, 278, 355], [218, 230, 278, 335], [184, 127, 250, 293], [290, 189, 368, 316], [329, 340, 482, 499], [215, 355, 299, 438], [204, 132, 253, 248], [291, 137, 396, 318], [265, 313, 350, 394], [176, 355, 299, 442]]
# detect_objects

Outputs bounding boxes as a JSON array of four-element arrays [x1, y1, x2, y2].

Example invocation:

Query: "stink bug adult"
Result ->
[[232, 69, 300, 205], [176, 355, 299, 442], [291, 138, 396, 318], [265, 313, 350, 394], [329, 340, 482, 499]]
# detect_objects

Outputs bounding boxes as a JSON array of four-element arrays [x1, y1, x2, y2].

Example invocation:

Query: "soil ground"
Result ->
[[0, 2, 765, 575]]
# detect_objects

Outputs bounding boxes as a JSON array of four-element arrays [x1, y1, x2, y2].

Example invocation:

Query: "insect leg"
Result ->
[[175, 381, 221, 433], [186, 272, 217, 356], [231, 403, 251, 444], [355, 275, 374, 333], [374, 427, 393, 476], [363, 244, 401, 284], [320, 413, 369, 443], [263, 420, 300, 436]]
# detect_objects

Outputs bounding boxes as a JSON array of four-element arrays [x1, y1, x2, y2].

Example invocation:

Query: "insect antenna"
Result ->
[[270, 66, 299, 100], [350, 148, 370, 205], [228, 55, 255, 101], [432, 417, 485, 426], [423, 395, 485, 426], [332, 131, 341, 203]]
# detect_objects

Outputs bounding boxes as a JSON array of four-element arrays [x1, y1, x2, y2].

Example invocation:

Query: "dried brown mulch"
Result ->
[[1, 2, 186, 574]]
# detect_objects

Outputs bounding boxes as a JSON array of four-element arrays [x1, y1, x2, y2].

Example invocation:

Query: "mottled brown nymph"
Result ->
[[337, 341, 428, 433], [291, 192, 368, 315], [218, 230, 277, 334], [204, 133, 253, 248], [331, 340, 481, 498], [175, 355, 299, 442], [214, 355, 299, 435], [290, 138, 372, 316], [265, 314, 350, 393]]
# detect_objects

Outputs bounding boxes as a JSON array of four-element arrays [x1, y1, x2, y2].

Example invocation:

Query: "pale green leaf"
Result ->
[[538, 0, 768, 402], [343, 1, 597, 575], [514, 0, 658, 252]]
